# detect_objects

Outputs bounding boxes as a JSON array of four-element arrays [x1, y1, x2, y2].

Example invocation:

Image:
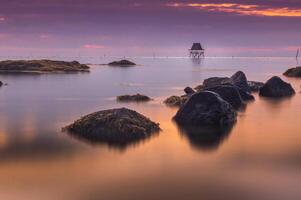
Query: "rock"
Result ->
[[117, 94, 151, 102], [164, 95, 187, 107], [0, 60, 90, 73], [205, 85, 244, 109], [0, 81, 2, 87], [248, 81, 264, 92], [174, 91, 237, 127], [194, 84, 204, 92], [184, 87, 195, 95], [283, 66, 301, 77], [203, 77, 230, 88], [63, 108, 160, 144], [230, 71, 251, 92], [108, 60, 136, 66], [259, 76, 295, 98]]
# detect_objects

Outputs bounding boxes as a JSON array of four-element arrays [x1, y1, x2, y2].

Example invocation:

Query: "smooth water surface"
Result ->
[[0, 57, 301, 200]]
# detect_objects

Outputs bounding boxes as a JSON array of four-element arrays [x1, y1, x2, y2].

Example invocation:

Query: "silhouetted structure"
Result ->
[[189, 43, 205, 58]]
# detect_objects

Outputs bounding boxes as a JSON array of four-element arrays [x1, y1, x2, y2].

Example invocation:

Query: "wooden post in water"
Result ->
[[189, 43, 205, 58]]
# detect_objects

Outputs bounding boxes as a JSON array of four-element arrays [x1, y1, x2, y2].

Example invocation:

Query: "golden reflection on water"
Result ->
[[0, 75, 301, 199]]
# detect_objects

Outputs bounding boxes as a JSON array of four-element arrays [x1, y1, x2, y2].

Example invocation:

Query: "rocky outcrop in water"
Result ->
[[0, 60, 90, 73], [117, 94, 152, 102], [230, 71, 251, 92], [184, 87, 195, 95], [205, 85, 244, 109], [283, 66, 301, 77], [164, 95, 187, 107], [108, 60, 136, 66], [203, 77, 230, 88], [259, 76, 295, 98], [63, 108, 160, 144], [174, 91, 237, 127]]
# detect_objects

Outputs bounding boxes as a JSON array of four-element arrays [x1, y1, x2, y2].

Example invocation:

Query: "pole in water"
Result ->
[[296, 48, 299, 59]]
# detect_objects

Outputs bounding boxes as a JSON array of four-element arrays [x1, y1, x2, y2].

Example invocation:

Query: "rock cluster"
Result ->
[[108, 60, 136, 66], [117, 94, 151, 102]]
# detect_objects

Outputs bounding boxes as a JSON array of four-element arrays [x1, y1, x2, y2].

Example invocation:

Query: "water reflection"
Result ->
[[176, 123, 234, 152], [65, 129, 160, 152]]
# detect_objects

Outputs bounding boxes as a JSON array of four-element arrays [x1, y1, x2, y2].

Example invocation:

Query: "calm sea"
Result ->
[[0, 57, 300, 200]]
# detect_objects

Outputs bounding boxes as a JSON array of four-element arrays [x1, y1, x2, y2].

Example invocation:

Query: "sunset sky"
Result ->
[[0, 0, 300, 57]]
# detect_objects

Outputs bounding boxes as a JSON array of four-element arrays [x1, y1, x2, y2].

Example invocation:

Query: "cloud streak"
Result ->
[[167, 3, 301, 17]]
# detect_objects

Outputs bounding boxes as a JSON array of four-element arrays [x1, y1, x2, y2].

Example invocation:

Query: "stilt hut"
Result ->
[[189, 43, 205, 58]]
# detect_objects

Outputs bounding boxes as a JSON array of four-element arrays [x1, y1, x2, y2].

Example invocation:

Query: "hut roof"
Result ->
[[190, 43, 204, 50]]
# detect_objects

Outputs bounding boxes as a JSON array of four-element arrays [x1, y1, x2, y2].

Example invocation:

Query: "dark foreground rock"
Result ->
[[0, 60, 90, 73], [248, 81, 264, 92], [117, 94, 151, 102], [63, 108, 160, 144], [174, 91, 237, 127], [283, 66, 301, 77], [259, 76, 295, 98], [205, 85, 244, 109], [164, 95, 187, 107], [108, 60, 136, 66]]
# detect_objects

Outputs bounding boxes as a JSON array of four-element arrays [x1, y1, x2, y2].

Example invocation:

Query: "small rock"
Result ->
[[117, 94, 151, 102], [194, 84, 204, 92], [248, 81, 264, 92], [164, 96, 187, 107], [259, 76, 295, 98], [108, 60, 136, 66], [63, 108, 160, 144], [174, 91, 237, 127], [283, 66, 301, 77], [184, 87, 195, 95]]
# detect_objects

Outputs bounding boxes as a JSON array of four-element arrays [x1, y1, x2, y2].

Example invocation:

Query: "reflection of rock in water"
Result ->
[[66, 131, 160, 151], [176, 124, 234, 152]]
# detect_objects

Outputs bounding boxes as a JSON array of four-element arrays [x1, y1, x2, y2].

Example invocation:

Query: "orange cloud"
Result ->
[[82, 44, 105, 49], [167, 3, 301, 17]]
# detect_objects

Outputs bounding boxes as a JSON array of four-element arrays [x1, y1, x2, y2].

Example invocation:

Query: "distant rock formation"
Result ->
[[0, 60, 90, 73], [63, 108, 160, 144], [259, 76, 295, 98], [117, 94, 152, 102], [283, 66, 301, 77], [164, 95, 187, 107], [108, 60, 136, 66]]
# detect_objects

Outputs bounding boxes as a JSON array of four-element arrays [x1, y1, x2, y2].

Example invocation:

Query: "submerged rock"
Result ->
[[248, 81, 264, 92], [63, 108, 160, 144], [164, 95, 187, 107], [184, 87, 195, 95], [174, 91, 237, 127], [0, 60, 90, 73], [283, 66, 301, 77], [108, 60, 136, 66], [259, 76, 295, 98], [230, 71, 251, 92], [117, 94, 151, 102], [205, 85, 244, 109]]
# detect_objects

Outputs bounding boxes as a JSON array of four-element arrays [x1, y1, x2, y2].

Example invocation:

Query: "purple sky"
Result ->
[[0, 0, 300, 57]]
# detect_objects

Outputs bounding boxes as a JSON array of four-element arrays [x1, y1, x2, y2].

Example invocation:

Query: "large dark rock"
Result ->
[[0, 60, 90, 73], [63, 108, 160, 144], [259, 76, 295, 98], [164, 95, 187, 107], [248, 81, 264, 92], [174, 91, 237, 127], [230, 71, 251, 92], [283, 66, 301, 77], [108, 60, 136, 66], [205, 85, 244, 109], [117, 94, 151, 102], [203, 77, 230, 88]]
